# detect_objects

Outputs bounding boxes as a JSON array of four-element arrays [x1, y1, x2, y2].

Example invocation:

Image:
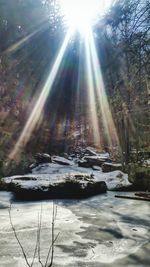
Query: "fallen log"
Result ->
[[115, 195, 150, 202], [135, 192, 150, 198]]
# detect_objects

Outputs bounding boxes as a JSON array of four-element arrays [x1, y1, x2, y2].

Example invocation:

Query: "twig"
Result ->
[[47, 232, 60, 267], [50, 202, 55, 267], [8, 205, 31, 267], [30, 214, 40, 267], [38, 204, 44, 267], [45, 202, 59, 267], [9, 202, 59, 267]]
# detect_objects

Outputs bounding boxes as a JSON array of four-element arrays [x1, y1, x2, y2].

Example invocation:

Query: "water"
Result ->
[[0, 191, 150, 267]]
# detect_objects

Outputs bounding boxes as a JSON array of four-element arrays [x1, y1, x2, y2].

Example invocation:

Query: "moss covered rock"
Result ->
[[128, 163, 150, 190]]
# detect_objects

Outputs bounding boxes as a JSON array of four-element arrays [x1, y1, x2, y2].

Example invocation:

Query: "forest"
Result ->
[[0, 0, 150, 161]]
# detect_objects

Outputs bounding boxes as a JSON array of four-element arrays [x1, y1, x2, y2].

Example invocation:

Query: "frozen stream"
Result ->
[[0, 191, 149, 267]]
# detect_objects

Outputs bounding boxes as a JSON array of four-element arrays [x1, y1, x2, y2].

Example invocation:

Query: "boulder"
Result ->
[[101, 171, 132, 191], [85, 147, 97, 156], [35, 153, 51, 164], [78, 156, 111, 168], [102, 163, 122, 173], [92, 166, 102, 171], [138, 151, 150, 160], [0, 173, 107, 200], [78, 160, 92, 168], [29, 163, 37, 171], [128, 164, 150, 190], [52, 156, 73, 166]]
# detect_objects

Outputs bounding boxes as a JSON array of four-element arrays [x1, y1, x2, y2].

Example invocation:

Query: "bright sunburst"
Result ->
[[60, 0, 113, 32], [9, 0, 118, 159]]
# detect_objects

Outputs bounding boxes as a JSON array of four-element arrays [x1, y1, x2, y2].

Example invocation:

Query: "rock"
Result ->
[[128, 164, 150, 190], [138, 151, 150, 160], [62, 153, 69, 158], [35, 153, 51, 164], [52, 156, 73, 166], [78, 156, 111, 168], [78, 160, 92, 168], [101, 171, 132, 191], [102, 163, 122, 173], [143, 159, 150, 166], [68, 156, 73, 161], [29, 163, 37, 170], [0, 173, 107, 200], [85, 147, 97, 156], [92, 166, 102, 171]]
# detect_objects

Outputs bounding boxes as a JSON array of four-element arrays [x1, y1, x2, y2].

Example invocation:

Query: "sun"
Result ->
[[60, 0, 101, 32]]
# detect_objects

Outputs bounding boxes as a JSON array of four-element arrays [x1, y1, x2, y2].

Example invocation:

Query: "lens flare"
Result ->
[[60, 0, 113, 33], [60, 0, 99, 31]]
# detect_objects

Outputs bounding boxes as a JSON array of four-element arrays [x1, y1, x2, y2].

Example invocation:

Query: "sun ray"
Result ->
[[3, 20, 50, 55], [72, 40, 84, 146], [87, 28, 120, 148], [9, 29, 72, 159], [84, 32, 101, 147]]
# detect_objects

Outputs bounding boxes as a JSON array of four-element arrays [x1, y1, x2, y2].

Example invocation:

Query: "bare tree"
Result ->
[[102, 0, 150, 164]]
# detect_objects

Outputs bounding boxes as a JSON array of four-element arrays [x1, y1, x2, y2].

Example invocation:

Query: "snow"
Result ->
[[1, 162, 131, 191], [0, 149, 147, 267], [52, 156, 74, 165]]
